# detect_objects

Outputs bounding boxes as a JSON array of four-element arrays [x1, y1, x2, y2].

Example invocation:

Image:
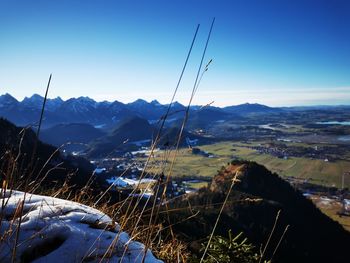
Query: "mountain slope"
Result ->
[[185, 108, 239, 130], [171, 161, 350, 263], [40, 123, 106, 151], [0, 93, 19, 108], [0, 118, 93, 188], [157, 126, 208, 148], [87, 116, 154, 157]]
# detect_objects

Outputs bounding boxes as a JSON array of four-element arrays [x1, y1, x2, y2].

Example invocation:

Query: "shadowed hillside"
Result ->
[[40, 123, 106, 152], [0, 118, 93, 189], [87, 116, 154, 157], [170, 160, 350, 263]]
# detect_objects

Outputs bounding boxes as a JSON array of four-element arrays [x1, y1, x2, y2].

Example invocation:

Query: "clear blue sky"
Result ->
[[0, 0, 349, 106]]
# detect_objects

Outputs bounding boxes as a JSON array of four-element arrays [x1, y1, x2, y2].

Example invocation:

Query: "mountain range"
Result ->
[[2, 93, 350, 158], [0, 93, 284, 156], [0, 93, 282, 129]]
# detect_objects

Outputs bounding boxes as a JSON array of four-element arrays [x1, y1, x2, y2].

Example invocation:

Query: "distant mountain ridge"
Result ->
[[2, 93, 349, 134], [1, 93, 222, 157], [224, 102, 283, 115], [0, 93, 185, 128], [0, 93, 286, 128]]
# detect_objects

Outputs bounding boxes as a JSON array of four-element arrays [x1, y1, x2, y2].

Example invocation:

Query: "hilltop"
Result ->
[[170, 161, 350, 263]]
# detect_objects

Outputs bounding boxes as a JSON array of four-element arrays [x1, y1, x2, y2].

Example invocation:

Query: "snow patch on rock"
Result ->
[[0, 190, 162, 263]]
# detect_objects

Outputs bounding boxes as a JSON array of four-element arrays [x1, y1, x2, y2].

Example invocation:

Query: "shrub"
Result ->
[[200, 230, 265, 263]]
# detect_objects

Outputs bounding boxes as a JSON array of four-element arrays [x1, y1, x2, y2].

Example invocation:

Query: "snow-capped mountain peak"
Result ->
[[0, 93, 18, 107]]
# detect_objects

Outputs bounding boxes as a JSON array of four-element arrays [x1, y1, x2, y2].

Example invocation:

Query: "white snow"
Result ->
[[128, 139, 151, 146], [107, 177, 157, 189], [94, 167, 107, 174], [0, 190, 162, 263], [131, 149, 159, 156], [94, 124, 106, 129]]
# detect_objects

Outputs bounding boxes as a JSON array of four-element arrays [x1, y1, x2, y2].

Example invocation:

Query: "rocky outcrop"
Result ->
[[0, 190, 162, 263]]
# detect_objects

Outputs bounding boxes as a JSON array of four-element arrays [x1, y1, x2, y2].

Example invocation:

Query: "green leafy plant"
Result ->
[[201, 230, 267, 263]]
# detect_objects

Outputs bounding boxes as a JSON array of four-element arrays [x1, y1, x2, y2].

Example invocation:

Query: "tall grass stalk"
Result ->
[[200, 168, 240, 263], [271, 224, 289, 260], [259, 210, 281, 263], [97, 23, 202, 262], [139, 18, 215, 261], [11, 74, 52, 263]]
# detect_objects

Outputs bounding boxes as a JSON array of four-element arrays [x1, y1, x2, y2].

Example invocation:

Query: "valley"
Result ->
[[2, 93, 349, 191]]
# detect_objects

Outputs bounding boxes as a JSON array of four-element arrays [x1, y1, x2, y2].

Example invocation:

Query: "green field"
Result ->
[[147, 141, 350, 189], [310, 195, 350, 232], [142, 141, 350, 231]]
